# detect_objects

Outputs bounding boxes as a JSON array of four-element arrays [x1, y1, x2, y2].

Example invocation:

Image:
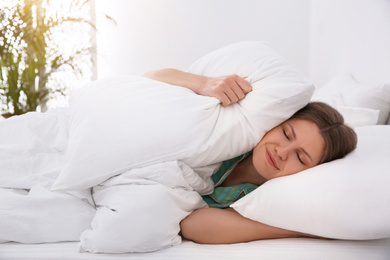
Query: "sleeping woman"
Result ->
[[145, 68, 357, 244]]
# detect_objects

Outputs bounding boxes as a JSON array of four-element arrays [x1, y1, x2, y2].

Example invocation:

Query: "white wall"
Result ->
[[309, 0, 390, 87], [95, 1, 390, 87], [95, 0, 311, 79]]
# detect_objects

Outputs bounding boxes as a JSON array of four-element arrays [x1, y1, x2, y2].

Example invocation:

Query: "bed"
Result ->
[[1, 3, 390, 259], [2, 238, 390, 260]]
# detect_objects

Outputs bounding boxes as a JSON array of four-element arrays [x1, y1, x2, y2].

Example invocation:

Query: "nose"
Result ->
[[275, 145, 291, 161]]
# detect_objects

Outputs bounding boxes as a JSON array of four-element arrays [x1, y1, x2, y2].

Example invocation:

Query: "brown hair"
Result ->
[[290, 102, 357, 164]]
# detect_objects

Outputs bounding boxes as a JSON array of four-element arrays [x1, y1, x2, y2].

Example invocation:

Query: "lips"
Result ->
[[266, 149, 279, 169]]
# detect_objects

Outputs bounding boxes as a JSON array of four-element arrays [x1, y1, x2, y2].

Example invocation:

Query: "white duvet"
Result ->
[[79, 161, 212, 253], [0, 108, 213, 252], [0, 109, 96, 244]]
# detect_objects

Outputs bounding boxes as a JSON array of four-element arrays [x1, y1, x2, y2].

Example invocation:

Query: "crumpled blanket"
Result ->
[[0, 109, 96, 243], [0, 109, 214, 253], [79, 161, 213, 253]]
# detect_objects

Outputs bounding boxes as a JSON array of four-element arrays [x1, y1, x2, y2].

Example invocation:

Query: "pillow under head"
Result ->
[[232, 125, 390, 240]]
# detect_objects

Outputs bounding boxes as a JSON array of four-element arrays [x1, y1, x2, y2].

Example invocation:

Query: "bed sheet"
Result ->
[[1, 238, 390, 260]]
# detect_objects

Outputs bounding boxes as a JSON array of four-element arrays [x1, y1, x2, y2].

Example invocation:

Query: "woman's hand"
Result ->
[[144, 69, 252, 106], [199, 74, 252, 106]]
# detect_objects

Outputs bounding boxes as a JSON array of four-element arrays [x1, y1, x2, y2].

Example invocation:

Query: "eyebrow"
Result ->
[[287, 123, 313, 162]]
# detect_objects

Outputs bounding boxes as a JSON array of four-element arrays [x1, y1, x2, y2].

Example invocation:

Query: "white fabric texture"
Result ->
[[2, 238, 390, 260], [52, 41, 314, 191], [0, 109, 68, 188], [311, 74, 390, 125], [336, 106, 379, 128], [0, 109, 96, 243], [78, 161, 212, 253], [232, 125, 390, 240], [0, 185, 95, 243]]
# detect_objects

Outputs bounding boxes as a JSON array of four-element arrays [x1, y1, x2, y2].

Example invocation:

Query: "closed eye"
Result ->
[[283, 130, 290, 140], [297, 153, 305, 165]]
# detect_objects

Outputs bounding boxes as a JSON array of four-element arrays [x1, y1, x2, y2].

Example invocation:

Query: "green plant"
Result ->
[[0, 0, 103, 115]]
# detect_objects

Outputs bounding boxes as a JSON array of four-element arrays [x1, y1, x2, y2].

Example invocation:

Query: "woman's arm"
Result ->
[[144, 68, 252, 106], [180, 208, 307, 244]]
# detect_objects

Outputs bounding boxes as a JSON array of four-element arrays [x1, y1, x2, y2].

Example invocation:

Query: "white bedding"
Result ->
[[78, 161, 212, 253], [0, 108, 214, 252], [2, 108, 389, 258], [1, 238, 390, 260], [0, 109, 95, 244]]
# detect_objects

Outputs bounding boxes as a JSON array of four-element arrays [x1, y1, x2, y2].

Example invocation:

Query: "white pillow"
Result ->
[[232, 125, 390, 240], [312, 74, 390, 125], [336, 106, 379, 128], [52, 41, 313, 191]]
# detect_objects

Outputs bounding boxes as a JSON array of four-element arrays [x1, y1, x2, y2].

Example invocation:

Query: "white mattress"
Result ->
[[1, 238, 390, 260]]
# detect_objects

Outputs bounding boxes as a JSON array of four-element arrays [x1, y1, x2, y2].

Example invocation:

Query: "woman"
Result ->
[[145, 68, 357, 244]]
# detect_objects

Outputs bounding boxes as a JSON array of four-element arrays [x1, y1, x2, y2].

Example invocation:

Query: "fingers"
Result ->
[[236, 75, 252, 94], [220, 75, 252, 106], [218, 93, 232, 107], [222, 87, 238, 106], [201, 74, 253, 106]]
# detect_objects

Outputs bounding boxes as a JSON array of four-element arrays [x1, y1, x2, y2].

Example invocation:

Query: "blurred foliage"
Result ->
[[0, 0, 113, 115]]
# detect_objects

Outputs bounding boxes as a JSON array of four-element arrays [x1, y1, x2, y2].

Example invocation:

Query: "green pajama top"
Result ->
[[202, 151, 258, 208]]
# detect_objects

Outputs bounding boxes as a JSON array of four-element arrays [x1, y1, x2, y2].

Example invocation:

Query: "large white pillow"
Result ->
[[52, 41, 313, 191], [311, 74, 390, 125], [232, 125, 390, 240]]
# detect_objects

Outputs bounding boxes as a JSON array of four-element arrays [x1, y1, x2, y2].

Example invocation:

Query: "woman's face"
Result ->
[[252, 118, 325, 180]]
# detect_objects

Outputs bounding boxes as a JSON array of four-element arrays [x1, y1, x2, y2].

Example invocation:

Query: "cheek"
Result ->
[[283, 160, 307, 176], [258, 128, 283, 145]]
